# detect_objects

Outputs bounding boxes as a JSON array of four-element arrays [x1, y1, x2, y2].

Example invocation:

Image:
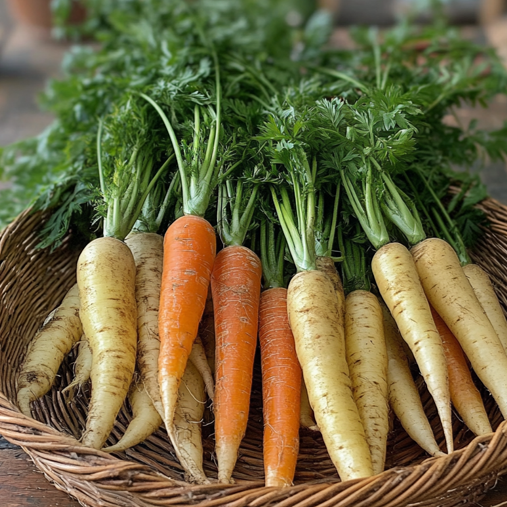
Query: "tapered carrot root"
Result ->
[[288, 270, 373, 481], [173, 362, 208, 484], [259, 287, 301, 487], [345, 291, 389, 475], [412, 238, 507, 418], [63, 335, 92, 401], [78, 237, 138, 449], [430, 306, 492, 436], [125, 232, 164, 419], [158, 215, 216, 446], [189, 337, 214, 401], [383, 305, 444, 457], [199, 289, 216, 373], [17, 284, 82, 417], [102, 382, 162, 452], [372, 242, 453, 454], [213, 246, 262, 484], [300, 380, 318, 431], [463, 263, 507, 355]]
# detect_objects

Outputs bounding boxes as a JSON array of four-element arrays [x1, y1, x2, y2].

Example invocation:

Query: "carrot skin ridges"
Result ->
[[345, 291, 389, 475], [17, 284, 82, 417], [158, 215, 216, 438], [259, 287, 301, 488], [372, 242, 453, 454], [125, 232, 164, 419], [212, 246, 262, 484], [463, 263, 507, 355], [288, 270, 373, 481], [78, 237, 138, 449], [430, 306, 492, 436], [383, 305, 444, 457], [412, 238, 507, 417]]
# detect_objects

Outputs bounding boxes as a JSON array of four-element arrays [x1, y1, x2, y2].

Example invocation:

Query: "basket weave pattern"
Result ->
[[2, 203, 507, 506]]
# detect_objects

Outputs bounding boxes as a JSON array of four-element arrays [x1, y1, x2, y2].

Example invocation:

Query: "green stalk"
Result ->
[[260, 219, 286, 289]]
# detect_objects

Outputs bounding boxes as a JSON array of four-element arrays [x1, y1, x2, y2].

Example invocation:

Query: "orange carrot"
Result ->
[[259, 287, 302, 487], [212, 245, 262, 483], [430, 306, 492, 436], [158, 215, 216, 444]]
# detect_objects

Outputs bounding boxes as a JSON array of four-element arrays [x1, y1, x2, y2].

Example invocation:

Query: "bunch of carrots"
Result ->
[[9, 0, 507, 490]]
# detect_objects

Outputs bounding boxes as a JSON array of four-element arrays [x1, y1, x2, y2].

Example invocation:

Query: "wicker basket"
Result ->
[[2, 201, 507, 507]]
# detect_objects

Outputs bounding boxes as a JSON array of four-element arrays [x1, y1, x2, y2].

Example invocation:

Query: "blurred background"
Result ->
[[0, 0, 506, 195]]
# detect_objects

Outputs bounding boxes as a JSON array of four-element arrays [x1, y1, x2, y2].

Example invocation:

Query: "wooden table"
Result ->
[[2, 13, 507, 507]]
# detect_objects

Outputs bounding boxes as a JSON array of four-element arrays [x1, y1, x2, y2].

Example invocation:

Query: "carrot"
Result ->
[[260, 286, 301, 487], [288, 270, 373, 480], [412, 238, 507, 417], [430, 306, 492, 436], [102, 381, 162, 453], [189, 337, 214, 401], [383, 304, 444, 457], [345, 291, 389, 475], [173, 361, 208, 484], [125, 232, 164, 419], [316, 256, 345, 318], [372, 242, 453, 454], [158, 215, 216, 444], [212, 245, 262, 483], [78, 237, 138, 449], [463, 263, 507, 355], [17, 284, 82, 417], [300, 380, 318, 431], [63, 335, 92, 401]]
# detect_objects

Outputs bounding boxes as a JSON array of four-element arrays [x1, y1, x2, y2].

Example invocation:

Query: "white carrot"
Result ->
[[288, 270, 373, 481], [125, 232, 164, 419], [102, 381, 162, 453], [78, 237, 138, 449], [383, 305, 444, 458], [63, 335, 92, 400], [463, 263, 507, 355], [372, 242, 453, 454], [412, 237, 507, 418], [17, 284, 82, 417], [345, 291, 389, 475], [189, 337, 214, 401], [173, 361, 208, 484]]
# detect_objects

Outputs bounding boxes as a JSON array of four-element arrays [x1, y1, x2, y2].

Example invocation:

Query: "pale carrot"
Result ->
[[383, 304, 444, 457], [189, 336, 214, 401], [430, 306, 492, 436], [259, 287, 301, 487], [372, 242, 453, 454], [345, 291, 389, 475], [412, 238, 507, 418], [463, 263, 507, 355], [125, 232, 164, 419], [79, 237, 138, 449], [17, 284, 82, 417], [102, 381, 162, 453], [63, 335, 92, 401]]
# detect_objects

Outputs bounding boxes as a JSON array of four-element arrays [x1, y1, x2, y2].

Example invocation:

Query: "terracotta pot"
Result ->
[[6, 0, 86, 30]]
